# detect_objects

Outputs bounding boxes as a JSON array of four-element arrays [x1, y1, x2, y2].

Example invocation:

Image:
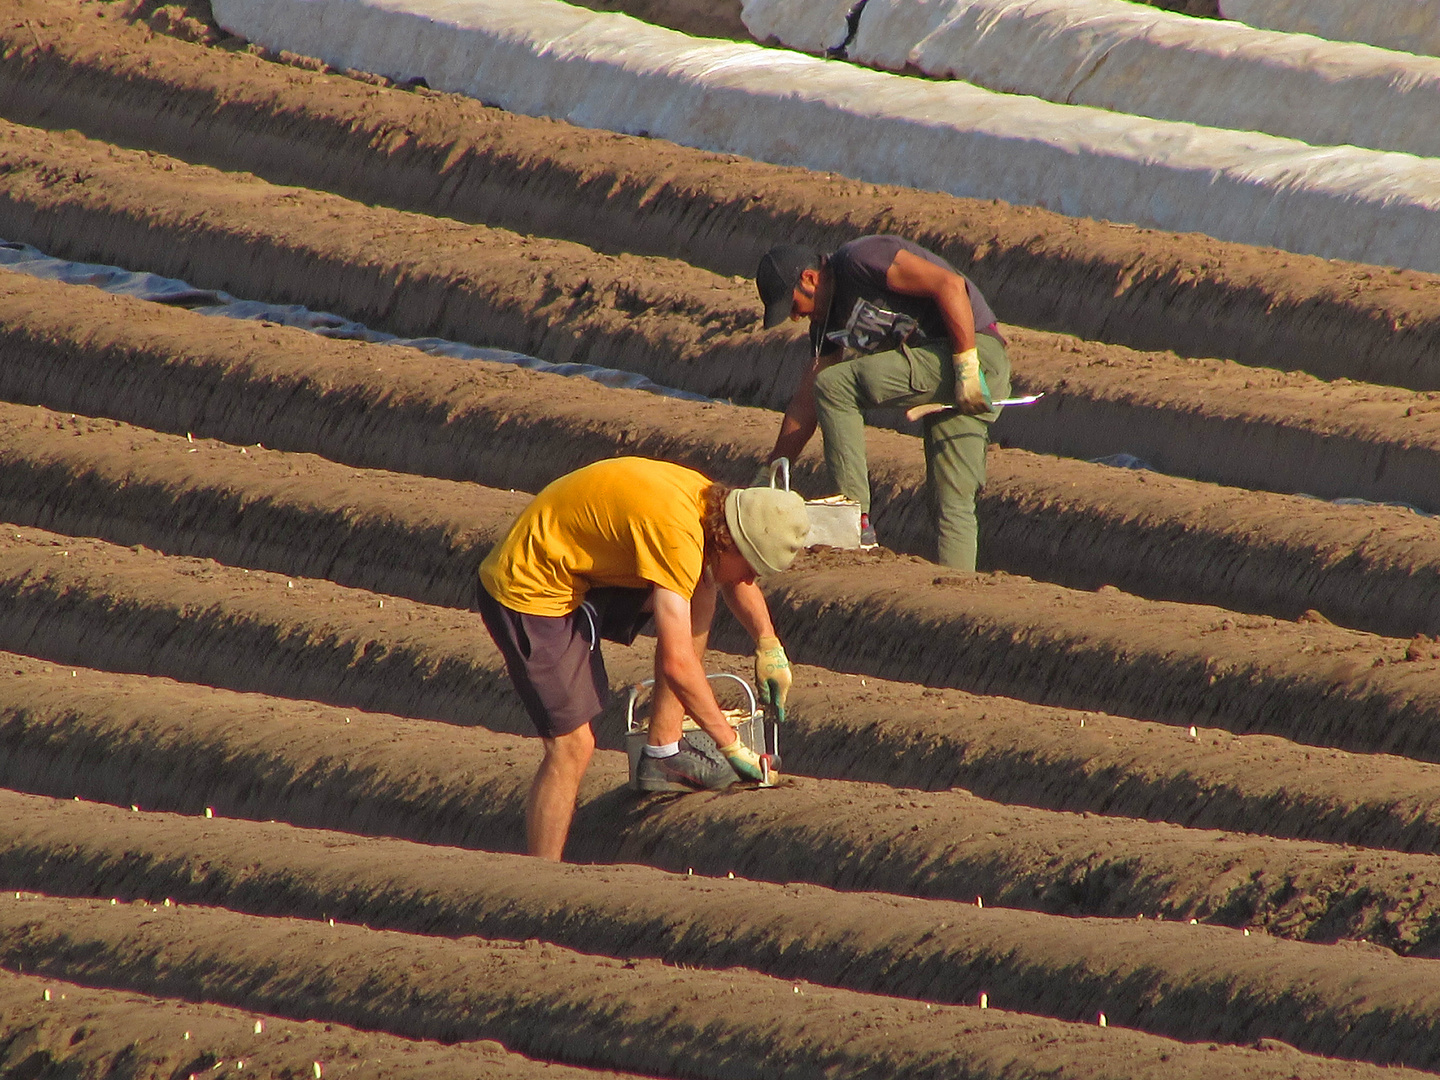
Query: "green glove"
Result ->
[[755, 635, 791, 723], [718, 737, 767, 781]]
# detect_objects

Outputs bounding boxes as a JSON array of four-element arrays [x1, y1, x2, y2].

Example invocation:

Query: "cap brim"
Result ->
[[761, 295, 793, 330]]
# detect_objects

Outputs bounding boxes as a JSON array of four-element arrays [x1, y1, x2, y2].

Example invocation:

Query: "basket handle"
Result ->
[[624, 671, 758, 733], [766, 457, 791, 492]]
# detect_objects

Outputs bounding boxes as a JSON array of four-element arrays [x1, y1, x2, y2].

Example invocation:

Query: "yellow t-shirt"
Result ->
[[479, 457, 711, 616]]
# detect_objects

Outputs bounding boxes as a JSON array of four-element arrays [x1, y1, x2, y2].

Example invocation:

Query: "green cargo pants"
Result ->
[[812, 334, 1011, 570]]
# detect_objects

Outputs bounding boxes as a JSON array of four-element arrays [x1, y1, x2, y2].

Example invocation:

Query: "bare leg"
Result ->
[[647, 677, 686, 745], [648, 573, 733, 747], [526, 723, 596, 860]]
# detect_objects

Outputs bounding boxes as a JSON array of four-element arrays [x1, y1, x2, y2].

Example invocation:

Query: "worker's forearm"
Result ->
[[722, 580, 776, 643], [769, 411, 815, 463], [936, 279, 977, 355], [649, 586, 729, 743], [656, 639, 728, 732], [946, 327, 977, 356], [769, 352, 831, 463], [690, 574, 718, 658]]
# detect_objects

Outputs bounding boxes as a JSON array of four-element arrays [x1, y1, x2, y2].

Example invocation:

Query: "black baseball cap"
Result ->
[[756, 244, 819, 329]]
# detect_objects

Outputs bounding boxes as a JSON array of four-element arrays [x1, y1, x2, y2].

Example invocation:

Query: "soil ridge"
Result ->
[[6, 511, 1440, 767], [12, 114, 1440, 516], [8, 658, 1440, 948], [4, 792, 1440, 1066], [6, 279, 1440, 636], [2, 895, 1413, 1080], [1, 0, 1435, 385], [8, 515, 1440, 855], [0, 967, 596, 1079], [0, 402, 524, 607]]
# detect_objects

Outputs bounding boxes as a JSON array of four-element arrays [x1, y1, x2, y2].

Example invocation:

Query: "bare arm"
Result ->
[[888, 248, 992, 415], [767, 354, 820, 464], [885, 248, 976, 355], [721, 579, 777, 643], [650, 585, 731, 740]]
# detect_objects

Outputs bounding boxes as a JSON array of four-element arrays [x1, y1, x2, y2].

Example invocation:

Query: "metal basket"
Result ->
[[624, 672, 773, 789]]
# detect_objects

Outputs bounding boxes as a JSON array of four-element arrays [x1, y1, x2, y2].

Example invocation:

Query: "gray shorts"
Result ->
[[474, 581, 652, 739]]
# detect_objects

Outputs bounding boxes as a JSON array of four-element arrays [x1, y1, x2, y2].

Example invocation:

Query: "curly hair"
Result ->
[[702, 482, 736, 555]]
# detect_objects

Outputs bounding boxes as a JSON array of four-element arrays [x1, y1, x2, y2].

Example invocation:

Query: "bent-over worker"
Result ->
[[754, 235, 1011, 570], [475, 456, 809, 861]]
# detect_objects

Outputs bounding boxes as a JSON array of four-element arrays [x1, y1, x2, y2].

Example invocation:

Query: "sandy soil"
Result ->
[[0, 968, 603, 1080], [3, 0, 1438, 386], [0, 523, 527, 727], [0, 401, 526, 607], [759, 551, 1440, 759], [15, 652, 1440, 953], [14, 395, 1440, 849], [11, 490, 1440, 770], [4, 792, 1440, 1067], [10, 274, 1440, 639], [12, 464, 1440, 856], [0, 2, 1437, 1077], [999, 325, 1440, 509], [8, 116, 1440, 519], [10, 893, 1423, 1080], [0, 120, 787, 398], [9, 105, 1440, 522]]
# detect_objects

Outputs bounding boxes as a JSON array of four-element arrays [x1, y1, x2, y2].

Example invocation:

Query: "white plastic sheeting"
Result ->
[[758, 0, 1440, 160], [1219, 0, 1440, 59], [214, 0, 1440, 273], [740, 0, 853, 53]]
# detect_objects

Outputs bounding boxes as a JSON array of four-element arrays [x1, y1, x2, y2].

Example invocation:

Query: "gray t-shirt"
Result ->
[[811, 235, 1002, 358]]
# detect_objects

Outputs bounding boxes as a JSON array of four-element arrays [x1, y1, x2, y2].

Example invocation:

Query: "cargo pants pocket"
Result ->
[[900, 339, 947, 400]]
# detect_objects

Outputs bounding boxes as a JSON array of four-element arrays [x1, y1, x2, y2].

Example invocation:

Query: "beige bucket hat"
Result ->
[[724, 486, 810, 575]]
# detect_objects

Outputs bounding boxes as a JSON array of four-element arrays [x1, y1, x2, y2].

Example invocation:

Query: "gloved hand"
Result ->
[[904, 348, 990, 422], [755, 635, 791, 723], [952, 347, 991, 414], [717, 737, 768, 781]]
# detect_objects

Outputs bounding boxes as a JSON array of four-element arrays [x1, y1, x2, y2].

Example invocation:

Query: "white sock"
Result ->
[[643, 740, 681, 758]]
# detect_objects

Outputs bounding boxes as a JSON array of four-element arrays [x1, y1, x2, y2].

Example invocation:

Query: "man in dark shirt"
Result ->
[[754, 235, 1011, 570]]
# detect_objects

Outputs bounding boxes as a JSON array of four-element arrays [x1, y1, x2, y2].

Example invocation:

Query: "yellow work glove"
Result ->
[[717, 737, 766, 781], [903, 347, 991, 422], [952, 347, 991, 414], [755, 634, 791, 722]]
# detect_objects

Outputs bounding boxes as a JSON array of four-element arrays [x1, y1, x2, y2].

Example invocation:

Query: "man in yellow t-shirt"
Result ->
[[475, 456, 810, 861]]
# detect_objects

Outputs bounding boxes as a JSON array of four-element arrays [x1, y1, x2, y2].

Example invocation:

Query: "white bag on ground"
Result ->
[[214, 0, 1440, 274]]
